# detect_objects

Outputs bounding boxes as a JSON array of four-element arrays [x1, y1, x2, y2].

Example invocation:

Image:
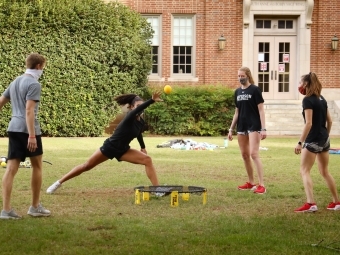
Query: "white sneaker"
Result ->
[[0, 209, 21, 219], [46, 180, 61, 194], [27, 203, 51, 217]]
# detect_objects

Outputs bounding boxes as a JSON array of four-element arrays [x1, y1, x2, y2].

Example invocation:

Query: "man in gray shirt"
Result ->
[[0, 53, 51, 219]]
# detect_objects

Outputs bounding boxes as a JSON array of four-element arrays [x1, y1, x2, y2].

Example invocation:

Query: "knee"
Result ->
[[241, 153, 250, 161], [142, 155, 153, 166], [319, 169, 329, 178], [300, 168, 310, 176]]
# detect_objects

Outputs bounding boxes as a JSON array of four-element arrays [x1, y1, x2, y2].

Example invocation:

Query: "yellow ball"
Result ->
[[1, 162, 6, 167], [163, 85, 172, 94]]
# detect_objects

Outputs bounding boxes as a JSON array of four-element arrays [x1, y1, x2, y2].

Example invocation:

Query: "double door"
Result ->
[[254, 36, 296, 100]]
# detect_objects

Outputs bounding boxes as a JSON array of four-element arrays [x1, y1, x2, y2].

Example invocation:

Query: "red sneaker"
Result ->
[[327, 202, 340, 210], [253, 185, 266, 194], [238, 182, 256, 190], [294, 203, 318, 212]]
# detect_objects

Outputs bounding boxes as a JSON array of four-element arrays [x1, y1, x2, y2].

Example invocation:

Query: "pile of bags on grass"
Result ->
[[156, 139, 219, 151]]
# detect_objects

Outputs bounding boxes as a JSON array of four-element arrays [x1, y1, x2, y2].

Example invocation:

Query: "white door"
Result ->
[[254, 36, 296, 100]]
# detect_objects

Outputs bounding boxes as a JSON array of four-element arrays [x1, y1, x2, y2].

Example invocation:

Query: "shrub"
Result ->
[[0, 0, 153, 136], [144, 86, 235, 136]]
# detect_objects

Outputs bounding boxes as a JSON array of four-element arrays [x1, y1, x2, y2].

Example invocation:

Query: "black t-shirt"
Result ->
[[302, 95, 328, 143], [234, 84, 264, 132], [108, 99, 155, 149]]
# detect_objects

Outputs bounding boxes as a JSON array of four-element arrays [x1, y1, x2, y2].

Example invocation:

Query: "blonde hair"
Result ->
[[301, 72, 322, 97], [239, 66, 255, 84], [26, 53, 46, 69]]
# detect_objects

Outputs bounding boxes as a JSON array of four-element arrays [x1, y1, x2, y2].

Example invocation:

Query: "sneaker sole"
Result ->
[[254, 191, 266, 194], [27, 213, 51, 217], [238, 187, 256, 191], [329, 205, 340, 210], [0, 216, 21, 220], [294, 210, 318, 213], [46, 188, 60, 194]]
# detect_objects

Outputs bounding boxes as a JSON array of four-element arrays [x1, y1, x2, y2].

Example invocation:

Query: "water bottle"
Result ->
[[224, 138, 228, 148]]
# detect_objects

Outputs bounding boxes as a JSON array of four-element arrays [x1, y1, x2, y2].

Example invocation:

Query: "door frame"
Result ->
[[242, 0, 313, 100]]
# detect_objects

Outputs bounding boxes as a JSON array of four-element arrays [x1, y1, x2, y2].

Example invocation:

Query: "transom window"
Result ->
[[256, 20, 271, 29], [278, 20, 293, 29]]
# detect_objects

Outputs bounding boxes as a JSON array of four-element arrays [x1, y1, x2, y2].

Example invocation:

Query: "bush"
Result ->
[[0, 0, 153, 136], [144, 86, 235, 136]]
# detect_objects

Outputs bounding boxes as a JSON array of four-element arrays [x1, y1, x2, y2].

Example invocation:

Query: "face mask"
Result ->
[[298, 85, 306, 95], [25, 69, 43, 80], [239, 78, 248, 85]]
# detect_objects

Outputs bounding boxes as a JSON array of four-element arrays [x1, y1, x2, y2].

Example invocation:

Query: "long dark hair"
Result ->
[[114, 94, 143, 106], [301, 72, 322, 97]]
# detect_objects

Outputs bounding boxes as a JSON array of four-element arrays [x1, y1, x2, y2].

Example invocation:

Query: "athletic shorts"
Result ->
[[99, 138, 130, 161], [303, 137, 330, 153], [7, 132, 43, 161], [237, 130, 261, 135]]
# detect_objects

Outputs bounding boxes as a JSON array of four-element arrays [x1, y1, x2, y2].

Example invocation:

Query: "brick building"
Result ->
[[108, 0, 339, 102], [103, 0, 340, 135]]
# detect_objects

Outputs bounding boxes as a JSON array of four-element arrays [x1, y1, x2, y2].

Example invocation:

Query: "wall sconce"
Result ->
[[218, 35, 226, 50], [331, 35, 338, 50]]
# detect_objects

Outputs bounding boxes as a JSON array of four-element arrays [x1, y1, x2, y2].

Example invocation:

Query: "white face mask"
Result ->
[[25, 69, 43, 80]]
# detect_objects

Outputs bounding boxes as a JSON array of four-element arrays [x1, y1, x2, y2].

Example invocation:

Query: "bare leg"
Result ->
[[59, 149, 108, 184], [2, 159, 20, 211], [300, 148, 316, 203], [30, 155, 43, 208], [317, 151, 339, 202], [119, 149, 160, 185], [237, 134, 254, 184], [249, 132, 264, 186]]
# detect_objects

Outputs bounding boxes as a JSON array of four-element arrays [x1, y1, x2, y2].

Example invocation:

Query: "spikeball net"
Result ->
[[133, 185, 207, 207]]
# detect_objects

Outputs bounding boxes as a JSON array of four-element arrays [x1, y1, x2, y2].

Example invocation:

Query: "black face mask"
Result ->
[[239, 78, 248, 85]]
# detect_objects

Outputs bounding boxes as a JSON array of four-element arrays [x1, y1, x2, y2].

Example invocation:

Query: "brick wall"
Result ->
[[110, 0, 340, 89], [311, 0, 340, 88], [113, 0, 243, 88]]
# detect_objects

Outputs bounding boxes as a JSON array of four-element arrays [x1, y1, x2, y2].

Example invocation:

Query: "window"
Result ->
[[145, 16, 160, 76], [278, 20, 293, 29], [256, 20, 271, 29], [255, 18, 296, 34], [172, 16, 194, 75]]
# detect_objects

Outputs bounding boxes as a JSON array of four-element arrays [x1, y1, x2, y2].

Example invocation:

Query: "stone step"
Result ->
[[264, 100, 340, 136]]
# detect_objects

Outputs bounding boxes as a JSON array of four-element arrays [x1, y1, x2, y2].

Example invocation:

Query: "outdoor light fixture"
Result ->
[[331, 35, 338, 50], [218, 35, 226, 50]]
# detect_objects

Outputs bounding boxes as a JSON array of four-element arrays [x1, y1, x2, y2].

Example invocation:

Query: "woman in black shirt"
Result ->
[[46, 91, 163, 194], [294, 72, 340, 212], [227, 67, 267, 194]]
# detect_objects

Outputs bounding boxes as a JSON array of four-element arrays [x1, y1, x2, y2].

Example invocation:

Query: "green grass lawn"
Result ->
[[1, 136, 340, 255]]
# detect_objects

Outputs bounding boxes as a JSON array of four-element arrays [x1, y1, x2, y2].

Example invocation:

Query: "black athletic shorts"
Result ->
[[303, 137, 330, 153], [100, 138, 130, 161], [7, 132, 43, 161]]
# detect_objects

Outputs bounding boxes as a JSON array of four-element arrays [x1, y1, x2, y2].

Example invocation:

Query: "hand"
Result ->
[[27, 137, 37, 152], [294, 144, 302, 155], [227, 131, 233, 141], [260, 130, 267, 140], [152, 91, 163, 102], [141, 148, 147, 154]]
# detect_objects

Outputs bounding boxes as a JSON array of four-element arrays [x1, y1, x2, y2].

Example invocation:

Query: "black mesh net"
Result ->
[[134, 185, 207, 195]]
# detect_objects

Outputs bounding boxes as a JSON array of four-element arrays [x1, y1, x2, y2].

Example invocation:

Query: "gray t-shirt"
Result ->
[[2, 75, 41, 134]]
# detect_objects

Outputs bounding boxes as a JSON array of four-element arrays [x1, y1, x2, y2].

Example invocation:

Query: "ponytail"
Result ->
[[114, 94, 143, 106], [301, 72, 322, 97]]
